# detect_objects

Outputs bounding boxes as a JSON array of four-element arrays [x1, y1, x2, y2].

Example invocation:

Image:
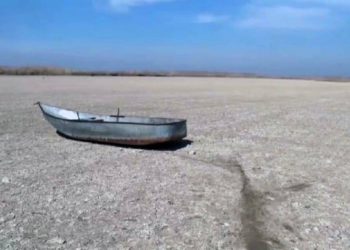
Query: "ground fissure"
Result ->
[[177, 153, 283, 250]]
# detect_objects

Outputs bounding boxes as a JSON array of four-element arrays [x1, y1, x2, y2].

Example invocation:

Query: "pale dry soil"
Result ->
[[0, 76, 350, 250]]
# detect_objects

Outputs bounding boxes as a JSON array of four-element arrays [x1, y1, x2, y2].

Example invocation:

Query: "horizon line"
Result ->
[[0, 65, 350, 82]]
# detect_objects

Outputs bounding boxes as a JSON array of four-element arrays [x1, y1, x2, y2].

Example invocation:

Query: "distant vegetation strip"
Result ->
[[0, 66, 259, 77], [0, 66, 349, 82]]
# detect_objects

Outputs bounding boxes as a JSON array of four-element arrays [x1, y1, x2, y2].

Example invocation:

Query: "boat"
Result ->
[[36, 102, 187, 146]]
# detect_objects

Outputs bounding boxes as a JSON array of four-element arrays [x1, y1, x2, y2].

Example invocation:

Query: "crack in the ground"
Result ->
[[234, 159, 272, 250], [175, 153, 283, 250], [209, 157, 276, 250]]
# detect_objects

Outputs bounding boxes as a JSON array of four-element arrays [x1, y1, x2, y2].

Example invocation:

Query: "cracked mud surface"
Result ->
[[1, 76, 350, 249]]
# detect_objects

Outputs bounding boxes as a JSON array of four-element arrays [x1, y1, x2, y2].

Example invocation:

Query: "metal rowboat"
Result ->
[[36, 102, 187, 146]]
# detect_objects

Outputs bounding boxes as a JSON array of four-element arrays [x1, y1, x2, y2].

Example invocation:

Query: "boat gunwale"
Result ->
[[37, 102, 187, 126]]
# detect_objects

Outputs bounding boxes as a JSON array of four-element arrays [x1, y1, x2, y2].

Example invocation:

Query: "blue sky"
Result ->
[[0, 0, 349, 76]]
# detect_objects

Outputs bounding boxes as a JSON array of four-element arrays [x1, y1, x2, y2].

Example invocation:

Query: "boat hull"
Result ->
[[38, 103, 187, 146], [57, 130, 186, 146]]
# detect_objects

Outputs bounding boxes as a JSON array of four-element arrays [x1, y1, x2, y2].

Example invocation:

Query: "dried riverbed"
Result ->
[[1, 76, 350, 249]]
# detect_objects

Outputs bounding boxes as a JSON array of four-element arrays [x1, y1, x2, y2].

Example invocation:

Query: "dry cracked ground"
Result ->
[[0, 76, 350, 249]]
